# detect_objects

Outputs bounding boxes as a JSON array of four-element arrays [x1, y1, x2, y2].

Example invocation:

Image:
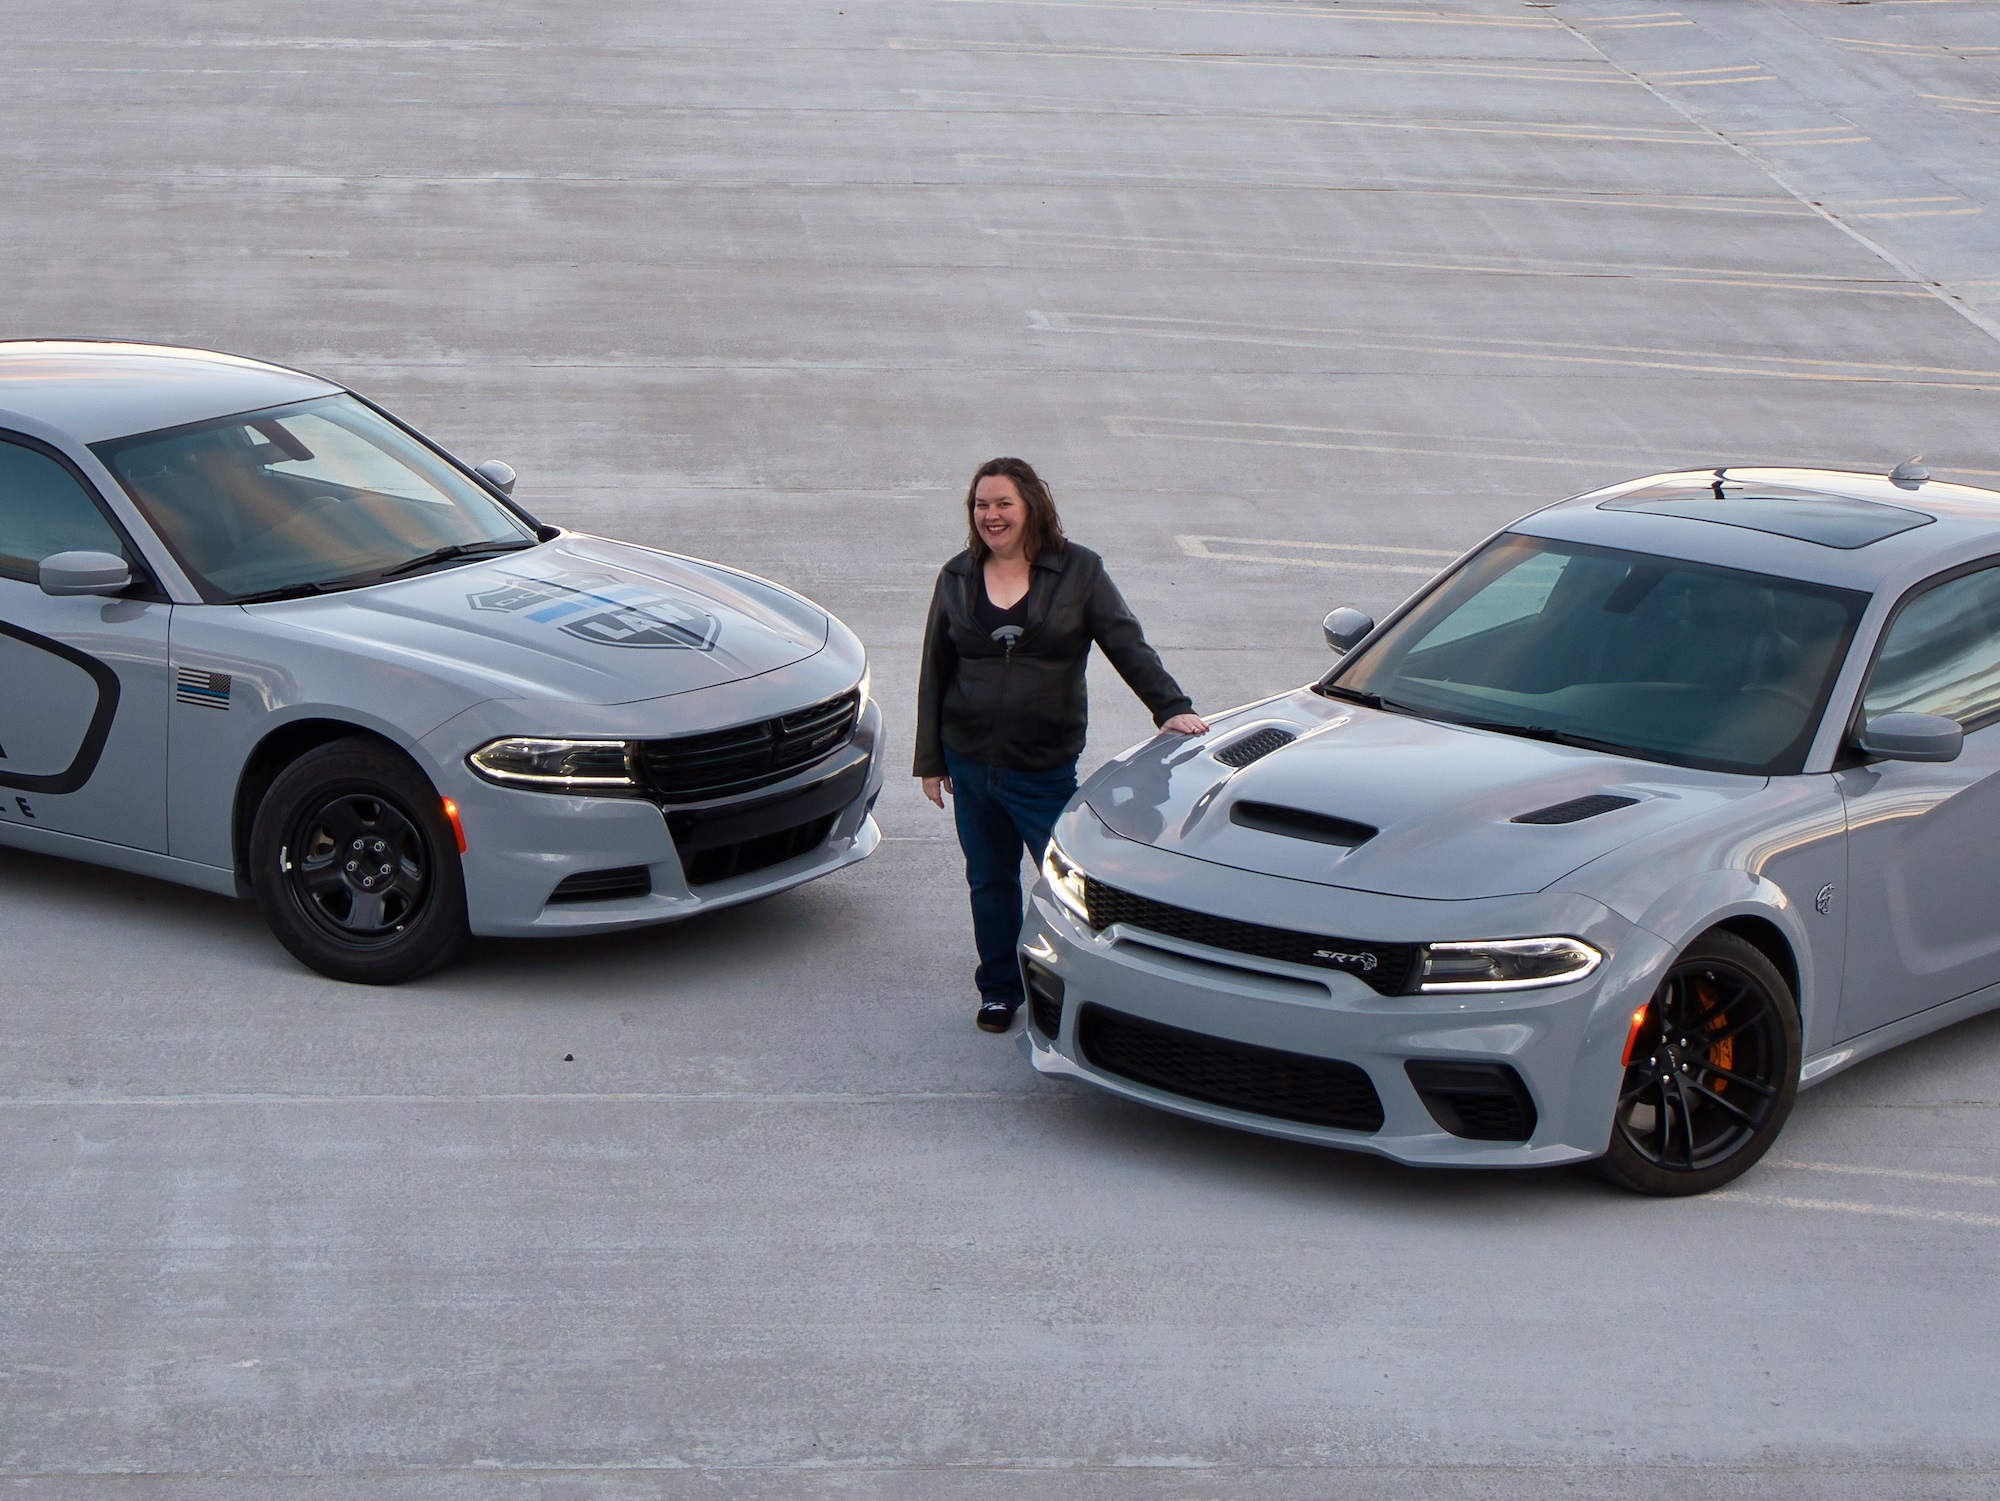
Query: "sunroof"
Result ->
[[1597, 485, 1933, 549]]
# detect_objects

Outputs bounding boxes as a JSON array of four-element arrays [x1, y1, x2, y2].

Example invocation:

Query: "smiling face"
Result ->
[[972, 475, 1028, 560]]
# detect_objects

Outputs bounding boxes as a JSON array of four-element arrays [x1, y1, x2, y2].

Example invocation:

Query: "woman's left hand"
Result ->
[[1161, 713, 1209, 736]]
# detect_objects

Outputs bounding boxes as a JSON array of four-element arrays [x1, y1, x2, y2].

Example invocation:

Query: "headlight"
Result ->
[[467, 738, 637, 793], [1417, 937, 1602, 993], [856, 663, 872, 705], [1041, 839, 1091, 923]]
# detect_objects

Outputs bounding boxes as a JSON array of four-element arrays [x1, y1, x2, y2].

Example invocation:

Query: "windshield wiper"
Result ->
[[1316, 683, 1426, 716], [232, 579, 351, 604], [376, 538, 537, 579], [1443, 718, 1635, 757]]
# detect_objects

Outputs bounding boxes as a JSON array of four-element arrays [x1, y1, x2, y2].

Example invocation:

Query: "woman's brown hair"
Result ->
[[965, 456, 1067, 562]]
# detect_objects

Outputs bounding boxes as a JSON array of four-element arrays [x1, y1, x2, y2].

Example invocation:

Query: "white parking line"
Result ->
[[1178, 536, 1453, 572], [1715, 1192, 2000, 1229], [1037, 311, 2000, 390], [1768, 1159, 2000, 1189], [1005, 230, 1919, 298]]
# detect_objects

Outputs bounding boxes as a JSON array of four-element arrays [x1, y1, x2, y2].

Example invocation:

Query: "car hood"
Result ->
[[242, 533, 829, 706], [1084, 700, 1767, 899]]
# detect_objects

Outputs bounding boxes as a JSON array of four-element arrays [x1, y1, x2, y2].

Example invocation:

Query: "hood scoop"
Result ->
[[1213, 726, 1296, 768], [1512, 793, 1639, 826], [1230, 800, 1377, 849]]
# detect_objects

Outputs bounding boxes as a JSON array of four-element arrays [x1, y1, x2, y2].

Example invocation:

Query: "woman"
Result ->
[[914, 457, 1208, 1032]]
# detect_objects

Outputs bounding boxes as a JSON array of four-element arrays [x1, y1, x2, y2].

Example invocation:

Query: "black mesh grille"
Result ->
[[548, 865, 652, 904], [1079, 1004, 1384, 1132], [1405, 1061, 1538, 1141], [1213, 726, 1296, 768], [1081, 878, 1416, 995], [636, 690, 859, 802], [1512, 794, 1638, 826], [683, 812, 837, 886]]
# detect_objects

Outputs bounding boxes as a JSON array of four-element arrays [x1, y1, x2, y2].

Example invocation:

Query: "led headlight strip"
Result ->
[[467, 738, 637, 793], [1418, 936, 1602, 993], [1041, 839, 1090, 922]]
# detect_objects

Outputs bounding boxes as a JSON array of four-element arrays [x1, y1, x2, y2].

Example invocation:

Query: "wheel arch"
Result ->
[[1633, 870, 1823, 1034], [232, 718, 431, 881], [1709, 914, 1800, 1009]]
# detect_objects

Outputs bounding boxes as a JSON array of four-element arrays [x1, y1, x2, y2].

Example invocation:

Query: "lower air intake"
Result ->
[[1405, 1061, 1538, 1141], [1078, 1003, 1384, 1132], [683, 812, 837, 886], [548, 865, 653, 904], [1022, 959, 1066, 1040]]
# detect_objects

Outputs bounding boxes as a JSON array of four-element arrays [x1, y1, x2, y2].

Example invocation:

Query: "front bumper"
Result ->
[[1017, 809, 1671, 1168], [434, 695, 885, 937]]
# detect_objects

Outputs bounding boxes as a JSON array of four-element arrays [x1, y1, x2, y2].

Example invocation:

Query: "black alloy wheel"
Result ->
[[249, 737, 471, 985], [1592, 929, 1799, 1197]]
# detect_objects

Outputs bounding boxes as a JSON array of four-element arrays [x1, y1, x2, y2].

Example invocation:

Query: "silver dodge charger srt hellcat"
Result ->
[[1021, 463, 2000, 1193], [0, 341, 881, 983]]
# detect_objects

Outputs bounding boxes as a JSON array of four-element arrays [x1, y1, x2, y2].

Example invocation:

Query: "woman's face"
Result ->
[[973, 475, 1028, 558]]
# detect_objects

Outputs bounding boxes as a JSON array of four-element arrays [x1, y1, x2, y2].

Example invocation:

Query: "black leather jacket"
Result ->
[[913, 543, 1193, 775]]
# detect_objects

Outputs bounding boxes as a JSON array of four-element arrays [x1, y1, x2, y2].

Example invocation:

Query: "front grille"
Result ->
[[1513, 794, 1638, 826], [1405, 1061, 1538, 1141], [548, 865, 652, 904], [1079, 1004, 1384, 1132], [1082, 877, 1417, 995], [1213, 726, 1296, 768], [683, 811, 837, 886], [636, 689, 860, 803]]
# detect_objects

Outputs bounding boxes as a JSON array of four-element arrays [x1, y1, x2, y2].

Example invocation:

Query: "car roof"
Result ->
[[0, 340, 342, 446], [1512, 466, 2000, 593]]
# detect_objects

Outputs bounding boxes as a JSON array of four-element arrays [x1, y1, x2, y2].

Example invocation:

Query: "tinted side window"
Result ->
[[0, 438, 126, 582], [1864, 565, 2000, 728]]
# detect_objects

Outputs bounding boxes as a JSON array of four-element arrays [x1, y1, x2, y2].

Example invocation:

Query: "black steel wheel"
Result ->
[[285, 792, 430, 945], [1593, 930, 1799, 1197], [249, 738, 470, 984]]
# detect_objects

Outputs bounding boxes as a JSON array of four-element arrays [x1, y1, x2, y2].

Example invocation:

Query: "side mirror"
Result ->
[[1322, 606, 1375, 655], [40, 550, 132, 597], [1854, 711, 1963, 764], [473, 460, 517, 496]]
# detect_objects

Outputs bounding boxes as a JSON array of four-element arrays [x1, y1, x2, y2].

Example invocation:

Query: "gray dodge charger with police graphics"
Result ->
[[0, 341, 881, 983]]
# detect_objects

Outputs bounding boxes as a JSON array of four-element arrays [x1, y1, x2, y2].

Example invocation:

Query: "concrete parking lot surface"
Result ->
[[4, 0, 2000, 1495]]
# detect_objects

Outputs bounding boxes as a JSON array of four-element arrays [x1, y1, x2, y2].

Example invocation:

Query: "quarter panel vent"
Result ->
[[1512, 794, 1639, 826], [1213, 727, 1296, 768]]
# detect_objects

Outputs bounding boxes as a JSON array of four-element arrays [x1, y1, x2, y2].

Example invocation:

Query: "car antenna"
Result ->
[[1889, 456, 1930, 487]]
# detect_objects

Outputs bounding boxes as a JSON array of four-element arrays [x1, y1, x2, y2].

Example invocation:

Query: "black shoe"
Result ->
[[976, 999, 1019, 1033]]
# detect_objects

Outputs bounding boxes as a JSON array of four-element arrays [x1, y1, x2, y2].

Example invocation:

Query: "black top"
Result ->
[[973, 564, 1030, 637], [913, 543, 1194, 775]]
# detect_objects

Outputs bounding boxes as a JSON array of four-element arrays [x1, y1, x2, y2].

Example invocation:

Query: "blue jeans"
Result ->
[[944, 749, 1079, 1007]]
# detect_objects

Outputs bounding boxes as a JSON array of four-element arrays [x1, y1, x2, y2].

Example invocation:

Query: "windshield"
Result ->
[[1330, 535, 1867, 775], [94, 395, 535, 601]]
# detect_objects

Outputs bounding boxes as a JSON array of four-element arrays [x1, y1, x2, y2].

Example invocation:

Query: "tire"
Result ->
[[249, 737, 471, 985], [1591, 930, 1800, 1197]]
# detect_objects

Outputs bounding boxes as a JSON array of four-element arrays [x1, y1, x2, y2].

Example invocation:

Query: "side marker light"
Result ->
[[1621, 1003, 1650, 1067], [442, 797, 467, 854]]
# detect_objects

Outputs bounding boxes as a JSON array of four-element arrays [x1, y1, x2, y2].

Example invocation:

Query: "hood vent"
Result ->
[[1231, 800, 1377, 849], [1512, 793, 1639, 826], [1213, 726, 1296, 768]]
